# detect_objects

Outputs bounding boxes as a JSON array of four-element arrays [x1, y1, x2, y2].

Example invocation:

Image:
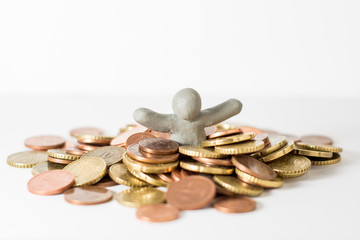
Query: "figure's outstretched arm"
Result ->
[[133, 108, 172, 132], [199, 98, 242, 126]]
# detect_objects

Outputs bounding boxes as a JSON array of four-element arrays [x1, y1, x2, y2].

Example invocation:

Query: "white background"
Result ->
[[0, 1, 360, 240]]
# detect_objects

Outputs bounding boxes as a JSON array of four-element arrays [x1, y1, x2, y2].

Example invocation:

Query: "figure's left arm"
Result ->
[[199, 98, 242, 126]]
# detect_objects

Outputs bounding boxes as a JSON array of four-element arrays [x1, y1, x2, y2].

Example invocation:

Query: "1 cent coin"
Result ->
[[136, 204, 179, 222], [27, 170, 74, 195], [25, 135, 66, 150], [166, 175, 216, 210], [213, 196, 256, 213], [64, 186, 113, 205], [139, 138, 179, 154]]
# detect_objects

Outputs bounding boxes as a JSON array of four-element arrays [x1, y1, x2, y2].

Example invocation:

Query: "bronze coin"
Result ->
[[192, 156, 234, 167], [149, 130, 171, 139], [111, 125, 148, 146], [166, 175, 216, 210], [139, 138, 179, 155], [66, 147, 86, 156], [77, 143, 100, 151], [64, 186, 113, 205], [25, 135, 66, 150], [204, 126, 217, 136], [231, 155, 276, 181], [70, 127, 103, 137], [61, 141, 76, 150], [300, 135, 333, 145], [93, 175, 119, 188], [136, 204, 179, 222], [157, 173, 173, 183], [171, 168, 182, 182], [213, 196, 256, 213], [27, 170, 74, 195], [127, 143, 179, 163], [254, 133, 270, 147], [238, 126, 264, 134], [77, 138, 110, 145], [208, 128, 243, 139], [125, 132, 157, 149], [48, 156, 73, 165]]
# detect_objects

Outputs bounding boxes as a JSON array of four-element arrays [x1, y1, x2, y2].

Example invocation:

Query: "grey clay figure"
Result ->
[[133, 88, 242, 146]]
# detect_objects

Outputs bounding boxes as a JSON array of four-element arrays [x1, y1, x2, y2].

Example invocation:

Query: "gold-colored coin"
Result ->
[[81, 146, 126, 166], [213, 175, 263, 197], [128, 168, 169, 187], [296, 142, 342, 153], [216, 123, 235, 131], [235, 168, 284, 188], [116, 187, 166, 208], [267, 154, 311, 178], [201, 132, 255, 147], [63, 156, 107, 186], [75, 135, 114, 141], [180, 160, 234, 175], [123, 153, 178, 174], [259, 140, 295, 162], [7, 151, 48, 168], [214, 140, 264, 155], [47, 149, 81, 161], [250, 136, 287, 158], [310, 153, 341, 166], [31, 162, 64, 176], [179, 146, 225, 158], [293, 148, 333, 158], [109, 163, 149, 187]]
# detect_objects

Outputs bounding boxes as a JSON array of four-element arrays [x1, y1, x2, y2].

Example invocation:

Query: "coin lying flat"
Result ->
[[77, 143, 100, 151], [25, 135, 66, 150], [31, 162, 64, 176], [293, 148, 333, 158], [125, 132, 157, 149], [179, 146, 225, 158], [231, 155, 277, 181], [296, 142, 342, 153], [214, 140, 264, 155], [213, 196, 256, 213], [48, 156, 74, 164], [80, 146, 126, 166], [63, 157, 107, 186], [127, 143, 179, 163], [310, 153, 341, 165], [166, 176, 216, 210], [64, 186, 113, 205], [77, 135, 114, 145], [267, 154, 311, 178], [139, 138, 179, 154], [180, 160, 234, 175], [47, 149, 81, 161], [7, 151, 48, 168], [235, 169, 284, 188], [201, 132, 255, 147], [70, 127, 103, 137], [116, 187, 166, 208], [108, 163, 148, 187], [213, 175, 263, 197], [259, 140, 295, 162], [123, 153, 179, 174], [300, 135, 333, 145], [208, 128, 243, 139], [27, 170, 74, 195], [136, 204, 179, 222]]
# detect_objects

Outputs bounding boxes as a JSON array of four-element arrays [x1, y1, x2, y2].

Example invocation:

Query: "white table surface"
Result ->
[[1, 94, 359, 240]]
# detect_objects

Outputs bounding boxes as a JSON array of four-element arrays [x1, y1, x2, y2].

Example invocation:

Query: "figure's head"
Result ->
[[172, 88, 202, 121]]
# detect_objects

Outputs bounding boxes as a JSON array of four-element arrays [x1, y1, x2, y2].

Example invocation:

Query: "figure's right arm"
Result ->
[[133, 108, 172, 132]]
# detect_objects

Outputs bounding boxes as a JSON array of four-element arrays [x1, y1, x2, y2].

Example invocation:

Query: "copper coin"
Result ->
[[171, 168, 182, 182], [157, 173, 173, 183], [64, 186, 113, 205], [300, 135, 333, 145], [127, 143, 179, 163], [166, 175, 216, 210], [70, 127, 103, 137], [77, 138, 110, 145], [48, 156, 73, 165], [231, 155, 276, 181], [27, 170, 74, 195], [192, 157, 234, 167], [25, 135, 66, 150], [136, 204, 179, 222], [93, 175, 119, 188], [77, 143, 100, 151], [214, 196, 256, 213], [66, 147, 86, 156], [204, 126, 217, 136], [139, 138, 179, 154], [238, 126, 264, 135], [150, 130, 171, 139], [61, 141, 76, 150], [208, 128, 243, 139], [125, 132, 157, 149], [111, 125, 148, 146], [254, 133, 270, 147]]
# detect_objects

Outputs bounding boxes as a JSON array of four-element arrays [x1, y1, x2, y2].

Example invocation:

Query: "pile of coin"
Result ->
[[7, 124, 343, 222]]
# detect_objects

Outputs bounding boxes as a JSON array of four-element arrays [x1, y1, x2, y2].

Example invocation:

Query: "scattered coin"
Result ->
[[179, 145, 225, 158], [250, 136, 287, 158], [123, 153, 179, 174], [27, 170, 74, 195], [267, 154, 311, 178], [47, 149, 81, 160], [213, 196, 256, 213], [125, 132, 157, 149], [70, 127, 103, 137], [202, 132, 255, 147], [25, 135, 66, 150], [139, 138, 179, 154], [116, 187, 166, 208], [108, 163, 148, 187], [293, 148, 333, 158], [208, 128, 243, 139], [127, 143, 179, 164], [166, 176, 216, 210], [7, 151, 48, 168], [310, 153, 341, 166], [180, 159, 234, 175], [136, 204, 180, 222], [77, 143, 100, 151], [213, 175, 263, 196], [235, 169, 284, 188], [295, 142, 342, 153], [48, 156, 73, 164], [81, 146, 126, 166], [64, 186, 113, 205], [300, 135, 333, 145], [192, 156, 233, 167], [31, 161, 64, 176], [76, 135, 114, 145], [260, 140, 295, 162], [214, 140, 264, 155]]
